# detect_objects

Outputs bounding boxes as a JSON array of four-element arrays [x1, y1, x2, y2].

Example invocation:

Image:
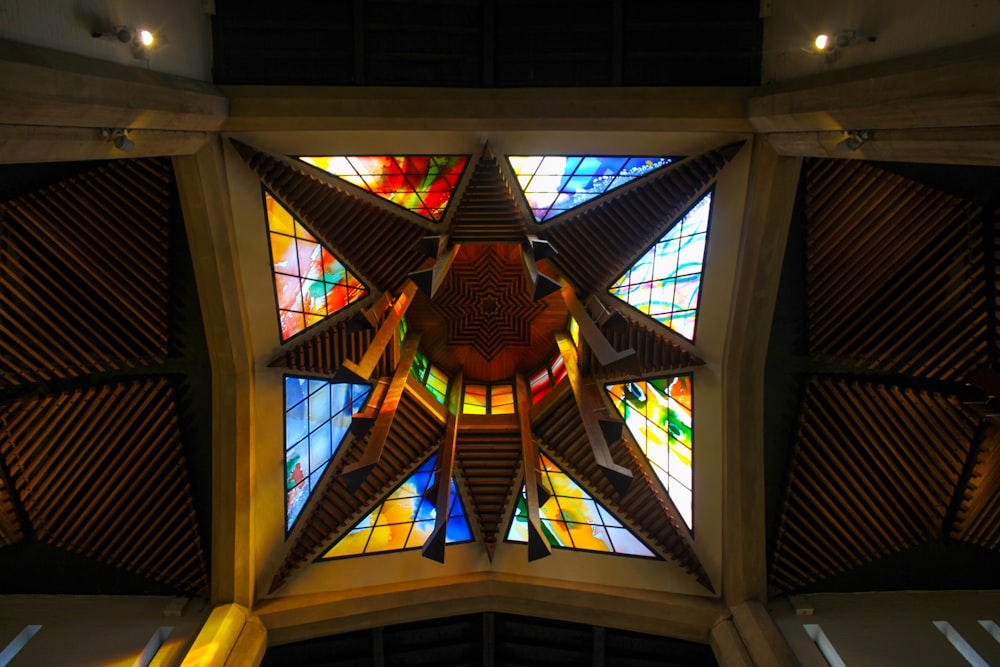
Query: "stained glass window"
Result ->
[[508, 155, 672, 223], [320, 455, 472, 558], [285, 377, 371, 531], [462, 384, 515, 415], [507, 454, 656, 557], [528, 354, 568, 404], [264, 192, 368, 341], [409, 349, 448, 404], [606, 375, 693, 529], [297, 155, 469, 222], [609, 192, 711, 341]]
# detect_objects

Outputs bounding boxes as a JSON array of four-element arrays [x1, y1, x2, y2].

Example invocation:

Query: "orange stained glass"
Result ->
[[490, 385, 515, 414], [507, 454, 656, 557], [264, 192, 368, 341], [462, 385, 488, 415], [297, 155, 468, 221], [321, 455, 472, 559]]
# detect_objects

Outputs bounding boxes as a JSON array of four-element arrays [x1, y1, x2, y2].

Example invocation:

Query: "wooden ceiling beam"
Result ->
[[334, 282, 418, 384], [514, 374, 551, 562], [561, 285, 635, 370], [555, 333, 633, 497], [422, 372, 463, 563], [341, 334, 423, 492]]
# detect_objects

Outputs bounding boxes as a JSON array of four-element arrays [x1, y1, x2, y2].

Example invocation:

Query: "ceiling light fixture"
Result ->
[[92, 26, 157, 58], [806, 29, 876, 61], [836, 130, 870, 154], [102, 128, 135, 152]]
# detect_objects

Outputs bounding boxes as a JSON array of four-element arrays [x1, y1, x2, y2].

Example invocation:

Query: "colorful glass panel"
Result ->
[[528, 354, 568, 404], [285, 377, 371, 531], [409, 349, 448, 405], [463, 385, 488, 415], [609, 192, 711, 340], [508, 155, 672, 223], [321, 455, 472, 558], [298, 155, 468, 221], [490, 385, 515, 415], [507, 454, 656, 557], [606, 376, 693, 529], [265, 192, 368, 341]]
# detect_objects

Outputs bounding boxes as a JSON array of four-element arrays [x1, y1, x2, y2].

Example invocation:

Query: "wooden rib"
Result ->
[[334, 282, 418, 384], [455, 429, 521, 561], [561, 286, 635, 369], [232, 141, 429, 293], [448, 145, 527, 244], [422, 372, 463, 563], [769, 377, 977, 593], [951, 425, 1000, 550], [0, 461, 23, 547], [555, 333, 633, 495], [584, 311, 705, 379], [531, 391, 710, 589], [0, 379, 207, 594], [0, 160, 172, 387], [515, 373, 551, 561], [804, 159, 988, 381], [539, 144, 743, 294], [270, 391, 445, 591], [341, 333, 423, 490]]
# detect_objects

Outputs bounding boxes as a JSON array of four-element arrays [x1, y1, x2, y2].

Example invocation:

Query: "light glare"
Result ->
[[814, 34, 829, 51], [139, 30, 154, 46]]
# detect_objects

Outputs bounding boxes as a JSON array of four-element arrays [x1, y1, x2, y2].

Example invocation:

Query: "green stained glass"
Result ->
[[506, 454, 656, 557], [321, 455, 472, 558], [609, 193, 711, 340], [264, 191, 368, 341], [410, 349, 448, 405], [508, 155, 673, 223], [298, 155, 469, 222], [606, 376, 693, 529]]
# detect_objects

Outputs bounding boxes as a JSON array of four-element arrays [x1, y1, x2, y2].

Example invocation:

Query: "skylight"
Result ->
[[297, 155, 468, 221], [606, 376, 694, 529], [320, 455, 472, 558], [508, 155, 672, 222], [264, 191, 368, 341], [507, 454, 656, 557], [285, 376, 372, 531]]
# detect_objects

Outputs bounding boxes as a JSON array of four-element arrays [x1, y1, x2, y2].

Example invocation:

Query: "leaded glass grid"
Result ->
[[320, 455, 473, 559], [297, 155, 469, 221], [409, 349, 448, 404], [606, 375, 694, 529], [608, 192, 711, 341], [285, 377, 371, 532], [507, 454, 656, 558], [264, 191, 368, 341], [507, 155, 673, 223]]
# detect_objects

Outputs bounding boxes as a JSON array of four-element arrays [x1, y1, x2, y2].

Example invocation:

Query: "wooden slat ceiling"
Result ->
[[0, 158, 210, 596], [246, 144, 730, 593], [767, 158, 1000, 594], [539, 144, 743, 295], [0, 160, 170, 386]]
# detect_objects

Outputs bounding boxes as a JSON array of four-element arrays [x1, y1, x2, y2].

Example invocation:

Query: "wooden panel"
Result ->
[[0, 378, 208, 594], [0, 469, 23, 547], [769, 378, 977, 593], [0, 159, 171, 387], [532, 392, 711, 589], [539, 144, 742, 295], [270, 317, 393, 378], [448, 146, 527, 243], [270, 392, 444, 591], [455, 430, 521, 557], [587, 313, 705, 380], [804, 159, 988, 381], [951, 427, 1000, 551], [231, 142, 428, 293]]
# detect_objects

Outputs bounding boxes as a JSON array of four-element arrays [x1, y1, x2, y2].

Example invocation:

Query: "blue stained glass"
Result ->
[[509, 155, 673, 222], [285, 376, 372, 531], [609, 192, 711, 340], [321, 454, 473, 558]]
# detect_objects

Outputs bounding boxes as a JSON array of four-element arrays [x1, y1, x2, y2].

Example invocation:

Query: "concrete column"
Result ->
[[731, 601, 800, 667]]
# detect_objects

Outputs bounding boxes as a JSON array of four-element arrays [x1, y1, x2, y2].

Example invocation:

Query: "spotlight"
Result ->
[[102, 128, 135, 153], [806, 29, 876, 58], [813, 34, 830, 51], [836, 130, 869, 154], [93, 26, 157, 57], [138, 29, 154, 47]]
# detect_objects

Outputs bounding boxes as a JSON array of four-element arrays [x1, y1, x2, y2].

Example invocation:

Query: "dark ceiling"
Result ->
[[211, 0, 762, 87]]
